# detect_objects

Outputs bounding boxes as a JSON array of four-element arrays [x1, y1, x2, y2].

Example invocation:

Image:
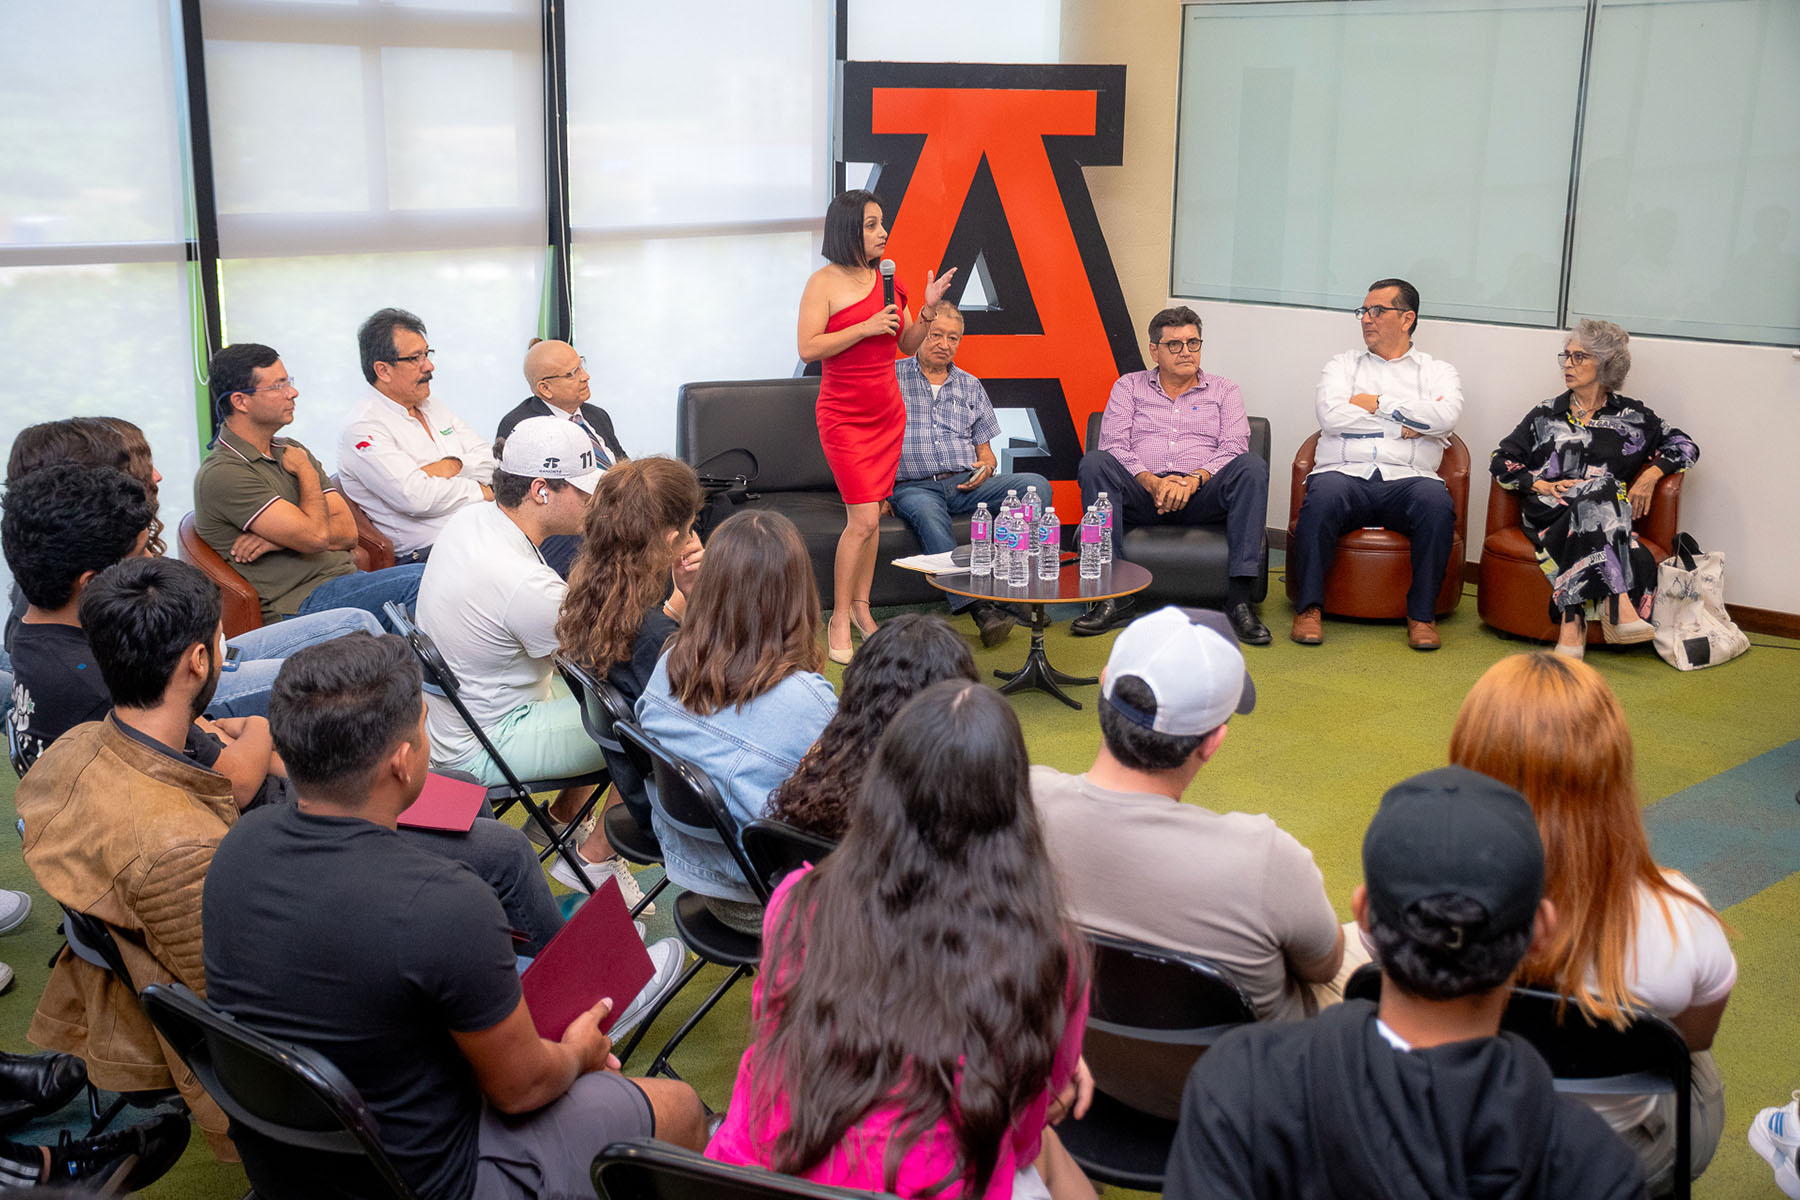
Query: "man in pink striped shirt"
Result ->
[[1073, 306, 1271, 644]]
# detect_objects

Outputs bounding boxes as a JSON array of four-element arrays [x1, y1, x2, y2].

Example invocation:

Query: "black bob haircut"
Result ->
[[821, 189, 883, 269]]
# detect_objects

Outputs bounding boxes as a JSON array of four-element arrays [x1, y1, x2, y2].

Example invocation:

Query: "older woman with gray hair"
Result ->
[[1491, 319, 1699, 659]]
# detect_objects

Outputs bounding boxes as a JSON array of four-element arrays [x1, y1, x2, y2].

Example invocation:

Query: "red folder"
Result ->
[[521, 876, 655, 1039], [397, 773, 487, 833]]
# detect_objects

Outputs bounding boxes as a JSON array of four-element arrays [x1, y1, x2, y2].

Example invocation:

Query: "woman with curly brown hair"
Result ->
[[556, 456, 704, 825], [765, 612, 976, 841]]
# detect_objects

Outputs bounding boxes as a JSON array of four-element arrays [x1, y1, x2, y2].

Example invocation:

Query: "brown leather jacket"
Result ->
[[17, 716, 237, 1158]]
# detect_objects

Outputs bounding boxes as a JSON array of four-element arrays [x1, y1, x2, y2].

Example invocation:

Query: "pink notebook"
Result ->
[[521, 876, 655, 1039], [397, 773, 486, 833]]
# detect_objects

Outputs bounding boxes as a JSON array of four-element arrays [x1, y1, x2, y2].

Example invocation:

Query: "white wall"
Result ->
[[1186, 302, 1800, 611], [1063, 0, 1800, 613]]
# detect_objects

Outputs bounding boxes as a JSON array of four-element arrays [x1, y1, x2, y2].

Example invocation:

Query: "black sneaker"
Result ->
[[969, 601, 1018, 648], [42, 1110, 191, 1192]]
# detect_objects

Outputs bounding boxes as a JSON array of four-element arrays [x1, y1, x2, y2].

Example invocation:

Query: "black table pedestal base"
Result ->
[[993, 603, 1098, 709]]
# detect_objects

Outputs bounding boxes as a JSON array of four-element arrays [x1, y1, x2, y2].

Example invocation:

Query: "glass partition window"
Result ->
[[202, 0, 546, 476]]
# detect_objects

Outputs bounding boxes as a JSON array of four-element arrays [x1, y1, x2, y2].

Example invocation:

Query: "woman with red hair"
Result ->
[[1449, 652, 1734, 1195]]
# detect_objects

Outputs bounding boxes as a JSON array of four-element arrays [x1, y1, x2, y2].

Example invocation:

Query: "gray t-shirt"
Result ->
[[1030, 764, 1340, 1022]]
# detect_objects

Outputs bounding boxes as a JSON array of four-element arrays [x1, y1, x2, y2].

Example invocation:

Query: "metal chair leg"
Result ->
[[646, 964, 752, 1079]]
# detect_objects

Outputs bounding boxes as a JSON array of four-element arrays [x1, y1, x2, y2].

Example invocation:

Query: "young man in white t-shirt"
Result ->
[[415, 416, 643, 904]]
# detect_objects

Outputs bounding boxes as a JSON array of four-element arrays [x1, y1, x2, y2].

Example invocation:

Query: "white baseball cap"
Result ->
[[1100, 606, 1256, 735], [499, 416, 602, 494]]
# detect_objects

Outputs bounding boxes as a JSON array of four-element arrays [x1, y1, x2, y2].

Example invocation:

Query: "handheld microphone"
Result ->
[[880, 259, 895, 309]]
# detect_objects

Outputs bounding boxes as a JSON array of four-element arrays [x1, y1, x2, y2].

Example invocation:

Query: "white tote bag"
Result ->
[[1651, 533, 1749, 671]]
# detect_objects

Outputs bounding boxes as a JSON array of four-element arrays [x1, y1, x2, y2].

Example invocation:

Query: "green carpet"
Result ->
[[3, 580, 1797, 1197]]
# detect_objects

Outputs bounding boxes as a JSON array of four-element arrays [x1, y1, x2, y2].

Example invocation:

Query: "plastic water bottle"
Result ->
[[992, 506, 1015, 581], [1036, 506, 1061, 580], [969, 502, 993, 577], [1079, 506, 1103, 579], [1005, 508, 1030, 587], [1095, 491, 1114, 564]]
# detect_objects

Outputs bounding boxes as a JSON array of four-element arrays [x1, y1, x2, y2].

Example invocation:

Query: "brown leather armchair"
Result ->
[[1284, 433, 1470, 619], [1477, 471, 1683, 643], [177, 497, 395, 640]]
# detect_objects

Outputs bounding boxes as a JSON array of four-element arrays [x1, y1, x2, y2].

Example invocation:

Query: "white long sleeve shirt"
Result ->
[[1311, 347, 1464, 481], [336, 387, 497, 555]]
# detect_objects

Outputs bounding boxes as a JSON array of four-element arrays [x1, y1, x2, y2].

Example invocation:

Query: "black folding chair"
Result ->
[[594, 1136, 888, 1200], [141, 982, 419, 1199], [384, 602, 608, 892], [614, 720, 770, 1076], [739, 818, 837, 898], [51, 906, 186, 1134], [1343, 965, 1694, 1199], [7, 719, 33, 779], [556, 659, 668, 919], [1054, 929, 1258, 1191]]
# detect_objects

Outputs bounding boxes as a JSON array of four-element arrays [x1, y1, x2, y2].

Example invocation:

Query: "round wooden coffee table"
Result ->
[[931, 559, 1151, 709]]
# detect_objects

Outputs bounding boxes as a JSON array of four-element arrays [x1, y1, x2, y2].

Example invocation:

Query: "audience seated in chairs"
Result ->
[[634, 509, 837, 935], [335, 307, 497, 564], [1451, 653, 1734, 1192], [556, 455, 705, 829], [708, 680, 1096, 1200], [765, 612, 976, 841], [1032, 606, 1345, 1020], [201, 633, 706, 1200], [1164, 766, 1649, 1200], [415, 416, 644, 902], [192, 342, 425, 626]]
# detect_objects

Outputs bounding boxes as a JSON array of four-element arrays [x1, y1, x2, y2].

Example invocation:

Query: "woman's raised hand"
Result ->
[[923, 266, 958, 308]]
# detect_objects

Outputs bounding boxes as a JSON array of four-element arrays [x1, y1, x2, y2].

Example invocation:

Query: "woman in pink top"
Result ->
[[708, 680, 1095, 1200]]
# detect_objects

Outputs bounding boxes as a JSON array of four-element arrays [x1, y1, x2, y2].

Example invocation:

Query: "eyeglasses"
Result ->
[[244, 376, 297, 394], [389, 349, 435, 366], [1155, 337, 1203, 353], [1556, 350, 1593, 366], [537, 356, 587, 384], [1354, 305, 1411, 320]]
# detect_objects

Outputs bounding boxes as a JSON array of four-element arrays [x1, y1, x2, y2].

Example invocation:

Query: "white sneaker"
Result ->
[[550, 851, 655, 916], [0, 889, 30, 936], [608, 937, 688, 1040], [0, 962, 12, 993], [1749, 1091, 1800, 1200]]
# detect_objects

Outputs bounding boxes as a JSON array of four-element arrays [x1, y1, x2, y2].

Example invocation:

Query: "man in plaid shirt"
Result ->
[[889, 304, 1048, 646]]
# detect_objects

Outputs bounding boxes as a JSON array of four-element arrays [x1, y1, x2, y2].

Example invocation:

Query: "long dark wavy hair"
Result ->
[[557, 456, 702, 670], [664, 509, 823, 715], [766, 614, 976, 840], [99, 418, 166, 557], [749, 681, 1083, 1196]]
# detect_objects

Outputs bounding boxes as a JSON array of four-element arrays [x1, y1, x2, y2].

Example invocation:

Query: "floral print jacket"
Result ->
[[1491, 390, 1699, 494]]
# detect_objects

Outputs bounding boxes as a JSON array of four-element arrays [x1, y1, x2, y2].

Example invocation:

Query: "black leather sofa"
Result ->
[[1082, 412, 1271, 608], [677, 378, 969, 607]]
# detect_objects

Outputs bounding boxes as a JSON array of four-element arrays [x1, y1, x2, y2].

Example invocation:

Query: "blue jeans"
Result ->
[[889, 470, 1051, 612], [295, 564, 426, 629], [208, 607, 385, 720]]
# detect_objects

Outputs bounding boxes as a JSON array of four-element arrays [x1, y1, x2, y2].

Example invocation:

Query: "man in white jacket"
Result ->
[[337, 307, 496, 562], [1289, 278, 1462, 651]]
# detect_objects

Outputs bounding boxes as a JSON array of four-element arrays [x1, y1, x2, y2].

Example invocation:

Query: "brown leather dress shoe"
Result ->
[[1407, 619, 1441, 651], [1290, 608, 1323, 645]]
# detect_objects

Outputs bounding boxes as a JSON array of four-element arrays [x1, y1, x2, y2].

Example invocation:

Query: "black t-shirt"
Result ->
[[202, 804, 522, 1200], [9, 622, 109, 765], [599, 607, 678, 824]]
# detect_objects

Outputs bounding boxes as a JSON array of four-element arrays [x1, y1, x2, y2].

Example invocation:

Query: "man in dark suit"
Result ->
[[496, 339, 626, 576]]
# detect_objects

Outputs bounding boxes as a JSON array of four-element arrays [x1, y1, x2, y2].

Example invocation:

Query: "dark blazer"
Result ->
[[494, 396, 627, 463]]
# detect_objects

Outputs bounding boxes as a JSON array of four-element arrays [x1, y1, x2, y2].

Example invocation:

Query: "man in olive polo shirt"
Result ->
[[194, 343, 425, 625]]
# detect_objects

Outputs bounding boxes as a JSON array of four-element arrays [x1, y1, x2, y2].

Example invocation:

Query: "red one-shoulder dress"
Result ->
[[816, 274, 908, 504]]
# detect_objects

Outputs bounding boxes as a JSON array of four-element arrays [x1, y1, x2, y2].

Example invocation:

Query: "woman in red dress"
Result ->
[[799, 190, 955, 663]]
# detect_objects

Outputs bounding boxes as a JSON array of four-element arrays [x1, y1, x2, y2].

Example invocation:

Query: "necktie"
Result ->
[[571, 412, 611, 466]]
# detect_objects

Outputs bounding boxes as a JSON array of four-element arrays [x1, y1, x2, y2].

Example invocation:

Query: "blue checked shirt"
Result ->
[[894, 357, 1003, 483]]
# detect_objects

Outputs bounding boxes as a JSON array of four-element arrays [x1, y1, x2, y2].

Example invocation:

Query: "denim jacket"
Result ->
[[634, 656, 837, 904]]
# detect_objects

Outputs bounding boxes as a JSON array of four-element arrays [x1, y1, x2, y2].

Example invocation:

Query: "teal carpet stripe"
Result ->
[[1643, 738, 1800, 909]]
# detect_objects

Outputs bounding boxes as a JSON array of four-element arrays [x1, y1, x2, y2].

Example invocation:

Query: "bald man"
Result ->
[[496, 340, 626, 577]]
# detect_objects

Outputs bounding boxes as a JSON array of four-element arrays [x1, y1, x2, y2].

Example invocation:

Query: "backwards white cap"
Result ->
[[1100, 606, 1256, 735]]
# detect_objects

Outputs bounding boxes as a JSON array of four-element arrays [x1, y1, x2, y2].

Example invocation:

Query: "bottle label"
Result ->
[[1038, 526, 1056, 546], [971, 517, 988, 539], [1099, 510, 1112, 531], [1080, 524, 1101, 544]]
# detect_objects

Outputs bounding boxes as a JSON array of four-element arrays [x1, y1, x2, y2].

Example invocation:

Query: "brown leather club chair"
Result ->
[[176, 496, 395, 640], [1477, 471, 1684, 643], [1284, 432, 1470, 619]]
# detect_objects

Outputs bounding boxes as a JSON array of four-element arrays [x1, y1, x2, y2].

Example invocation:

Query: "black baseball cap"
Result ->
[[1363, 766, 1545, 942]]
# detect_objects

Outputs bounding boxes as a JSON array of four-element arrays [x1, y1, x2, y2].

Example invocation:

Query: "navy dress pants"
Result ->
[[1289, 470, 1454, 623], [1076, 450, 1269, 579]]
